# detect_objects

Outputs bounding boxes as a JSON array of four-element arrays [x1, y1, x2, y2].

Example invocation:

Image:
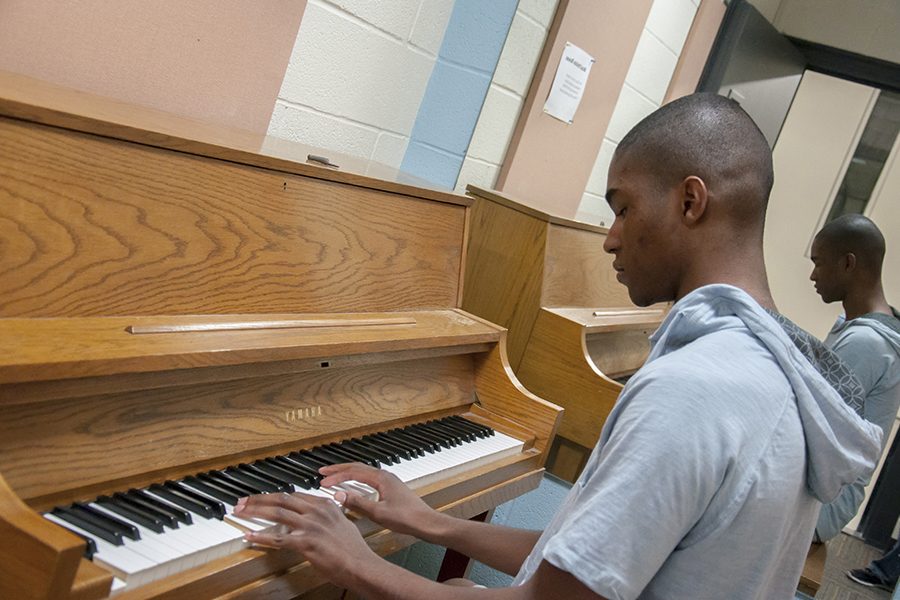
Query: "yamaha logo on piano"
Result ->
[[285, 405, 323, 423]]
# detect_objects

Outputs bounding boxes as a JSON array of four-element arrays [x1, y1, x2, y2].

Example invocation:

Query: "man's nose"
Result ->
[[603, 229, 619, 254]]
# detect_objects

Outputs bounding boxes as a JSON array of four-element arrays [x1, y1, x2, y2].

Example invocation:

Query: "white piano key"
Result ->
[[43, 513, 159, 587]]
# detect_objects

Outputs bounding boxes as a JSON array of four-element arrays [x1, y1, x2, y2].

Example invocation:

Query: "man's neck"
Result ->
[[842, 284, 891, 320]]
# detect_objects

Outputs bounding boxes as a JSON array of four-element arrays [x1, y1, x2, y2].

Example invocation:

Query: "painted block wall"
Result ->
[[400, 0, 519, 188], [453, 0, 560, 194], [577, 0, 702, 226], [267, 0, 456, 169]]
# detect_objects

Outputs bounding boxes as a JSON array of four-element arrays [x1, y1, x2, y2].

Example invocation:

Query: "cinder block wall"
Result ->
[[267, 0, 456, 169], [578, 0, 701, 226], [454, 0, 559, 193]]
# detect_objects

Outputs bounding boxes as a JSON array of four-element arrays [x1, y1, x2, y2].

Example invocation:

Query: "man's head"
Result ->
[[810, 214, 886, 303], [603, 93, 773, 306]]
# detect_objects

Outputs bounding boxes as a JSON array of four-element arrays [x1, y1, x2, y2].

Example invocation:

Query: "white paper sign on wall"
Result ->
[[543, 42, 595, 124]]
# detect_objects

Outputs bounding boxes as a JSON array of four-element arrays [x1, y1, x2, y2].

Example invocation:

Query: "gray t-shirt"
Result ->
[[512, 285, 881, 599], [816, 308, 900, 540]]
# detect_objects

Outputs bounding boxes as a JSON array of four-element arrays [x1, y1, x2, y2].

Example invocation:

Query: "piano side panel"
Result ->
[[471, 339, 562, 459], [0, 116, 465, 318], [0, 354, 476, 507], [542, 224, 633, 308], [461, 197, 548, 371], [584, 328, 654, 380], [0, 472, 108, 600], [516, 309, 620, 451]]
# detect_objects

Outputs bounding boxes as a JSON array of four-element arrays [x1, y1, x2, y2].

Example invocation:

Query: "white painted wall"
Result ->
[[576, 0, 702, 226], [454, 0, 559, 194], [267, 0, 454, 168], [764, 71, 878, 338], [774, 0, 900, 64]]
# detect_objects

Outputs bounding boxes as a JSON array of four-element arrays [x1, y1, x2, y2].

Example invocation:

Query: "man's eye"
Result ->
[[616, 207, 627, 217]]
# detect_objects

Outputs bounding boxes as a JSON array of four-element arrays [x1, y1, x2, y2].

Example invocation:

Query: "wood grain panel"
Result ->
[[461, 195, 548, 369], [542, 224, 633, 308], [0, 71, 467, 206], [0, 117, 465, 317], [0, 355, 475, 505]]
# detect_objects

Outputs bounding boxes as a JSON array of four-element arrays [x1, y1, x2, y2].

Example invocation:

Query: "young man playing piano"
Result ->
[[234, 93, 881, 599], [808, 214, 900, 545]]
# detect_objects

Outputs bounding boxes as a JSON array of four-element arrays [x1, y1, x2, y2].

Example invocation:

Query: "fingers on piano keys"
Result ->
[[44, 416, 521, 592]]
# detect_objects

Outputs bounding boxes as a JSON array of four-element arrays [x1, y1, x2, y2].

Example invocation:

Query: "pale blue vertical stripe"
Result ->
[[401, 0, 519, 189]]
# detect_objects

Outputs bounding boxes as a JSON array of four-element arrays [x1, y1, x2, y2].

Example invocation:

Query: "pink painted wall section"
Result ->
[[0, 0, 307, 133], [664, 0, 727, 104], [495, 0, 653, 218]]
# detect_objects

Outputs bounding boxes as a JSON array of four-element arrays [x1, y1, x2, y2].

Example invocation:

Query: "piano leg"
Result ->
[[436, 510, 491, 582]]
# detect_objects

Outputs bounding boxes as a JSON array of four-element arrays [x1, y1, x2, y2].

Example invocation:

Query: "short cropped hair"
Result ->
[[615, 93, 774, 218], [815, 214, 886, 272]]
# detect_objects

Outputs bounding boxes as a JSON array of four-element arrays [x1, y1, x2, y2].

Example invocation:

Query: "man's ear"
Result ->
[[680, 176, 708, 225], [843, 252, 857, 272]]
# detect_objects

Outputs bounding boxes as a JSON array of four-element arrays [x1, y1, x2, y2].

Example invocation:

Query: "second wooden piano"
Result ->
[[461, 186, 666, 482], [0, 72, 562, 599]]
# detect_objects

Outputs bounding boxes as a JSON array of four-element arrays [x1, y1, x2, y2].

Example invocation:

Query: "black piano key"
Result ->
[[164, 481, 227, 518], [318, 444, 378, 468], [409, 423, 454, 448], [378, 429, 429, 454], [223, 467, 283, 494], [182, 475, 241, 506], [52, 507, 124, 546], [396, 425, 444, 450], [444, 417, 488, 439], [450, 415, 494, 437], [112, 492, 178, 529], [205, 470, 263, 497], [317, 443, 362, 465], [235, 464, 295, 492], [50, 517, 99, 558], [430, 419, 476, 442], [289, 450, 330, 472], [149, 483, 219, 520], [252, 460, 313, 489], [97, 495, 166, 533], [126, 489, 192, 525], [390, 428, 439, 452], [324, 443, 378, 467], [419, 421, 467, 445], [344, 438, 395, 464], [304, 447, 344, 467], [272, 456, 323, 485], [71, 503, 140, 541], [363, 432, 416, 459], [71, 529, 98, 559]]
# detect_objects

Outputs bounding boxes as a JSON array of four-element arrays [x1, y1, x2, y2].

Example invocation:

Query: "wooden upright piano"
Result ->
[[0, 72, 562, 599], [462, 186, 665, 482]]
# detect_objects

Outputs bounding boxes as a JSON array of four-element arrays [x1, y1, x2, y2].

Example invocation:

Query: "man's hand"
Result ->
[[233, 491, 376, 589], [318, 462, 441, 538]]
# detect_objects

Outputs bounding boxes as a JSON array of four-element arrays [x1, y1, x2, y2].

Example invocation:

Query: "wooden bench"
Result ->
[[798, 542, 827, 596]]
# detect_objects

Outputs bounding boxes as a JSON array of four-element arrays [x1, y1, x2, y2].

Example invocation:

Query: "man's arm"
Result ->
[[233, 490, 606, 600], [319, 463, 540, 575]]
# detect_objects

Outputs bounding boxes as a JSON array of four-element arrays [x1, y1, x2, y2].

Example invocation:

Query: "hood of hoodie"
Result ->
[[833, 309, 900, 355], [647, 284, 883, 503]]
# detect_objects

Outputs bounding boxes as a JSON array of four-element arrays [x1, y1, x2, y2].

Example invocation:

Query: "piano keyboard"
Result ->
[[43, 416, 523, 593]]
